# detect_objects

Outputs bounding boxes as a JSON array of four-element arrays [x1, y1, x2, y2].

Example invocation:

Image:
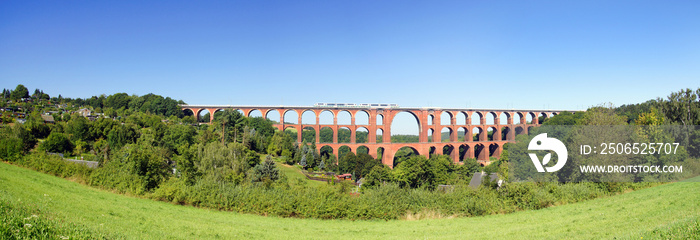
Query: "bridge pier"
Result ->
[[181, 105, 567, 168]]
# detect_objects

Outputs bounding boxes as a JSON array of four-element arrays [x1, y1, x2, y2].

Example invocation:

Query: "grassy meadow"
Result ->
[[1, 161, 699, 239]]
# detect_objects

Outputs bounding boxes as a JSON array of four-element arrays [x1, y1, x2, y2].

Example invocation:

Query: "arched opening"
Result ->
[[474, 144, 485, 160], [357, 145, 369, 155], [337, 111, 351, 125], [197, 109, 211, 123], [538, 112, 549, 124], [284, 110, 299, 124], [338, 127, 351, 143], [320, 146, 334, 161], [441, 111, 453, 125], [428, 114, 435, 125], [212, 109, 226, 121], [441, 127, 452, 142], [338, 146, 352, 160], [183, 109, 195, 117], [302, 126, 316, 143], [376, 147, 384, 161], [248, 109, 263, 118], [489, 143, 499, 158], [458, 127, 468, 141], [486, 112, 497, 125], [458, 144, 470, 162], [471, 112, 482, 125], [284, 126, 297, 140], [429, 146, 437, 155], [266, 110, 281, 123], [527, 126, 534, 134], [526, 112, 536, 124], [319, 110, 334, 125], [377, 114, 384, 125], [319, 127, 333, 143], [443, 144, 454, 157], [500, 112, 509, 125], [390, 111, 420, 143], [513, 112, 523, 124], [456, 111, 467, 125], [487, 127, 497, 141], [394, 146, 419, 167], [355, 111, 369, 125], [515, 126, 525, 136], [472, 127, 483, 141], [501, 126, 512, 140], [301, 110, 316, 125], [356, 127, 369, 143], [427, 128, 434, 143]]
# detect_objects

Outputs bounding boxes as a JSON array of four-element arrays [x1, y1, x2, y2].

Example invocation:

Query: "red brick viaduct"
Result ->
[[180, 105, 564, 168]]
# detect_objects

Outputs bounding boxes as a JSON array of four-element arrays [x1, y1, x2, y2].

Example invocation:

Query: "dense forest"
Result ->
[[1, 84, 699, 220]]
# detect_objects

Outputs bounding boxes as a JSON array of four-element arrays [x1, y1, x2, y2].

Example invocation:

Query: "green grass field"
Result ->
[[1, 161, 698, 239], [276, 162, 327, 187]]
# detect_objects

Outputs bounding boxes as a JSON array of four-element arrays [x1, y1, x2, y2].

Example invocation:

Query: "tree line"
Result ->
[[1, 85, 698, 220]]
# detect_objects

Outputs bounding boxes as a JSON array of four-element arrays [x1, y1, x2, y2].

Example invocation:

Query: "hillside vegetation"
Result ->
[[1, 162, 699, 239]]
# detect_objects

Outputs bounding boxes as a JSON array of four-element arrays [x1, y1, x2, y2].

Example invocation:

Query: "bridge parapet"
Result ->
[[180, 105, 573, 167]]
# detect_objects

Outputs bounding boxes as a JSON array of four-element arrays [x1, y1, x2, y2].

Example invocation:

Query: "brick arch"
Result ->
[[282, 109, 301, 124], [247, 109, 263, 118], [471, 111, 484, 125], [355, 126, 369, 143], [337, 110, 352, 125], [499, 112, 511, 124], [181, 105, 569, 167], [439, 110, 454, 125], [501, 126, 513, 141], [353, 109, 370, 125], [301, 109, 317, 125], [427, 127, 435, 142], [182, 108, 196, 117]]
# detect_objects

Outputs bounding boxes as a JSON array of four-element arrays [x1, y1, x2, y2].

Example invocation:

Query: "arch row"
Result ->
[[317, 141, 507, 167], [181, 106, 567, 167]]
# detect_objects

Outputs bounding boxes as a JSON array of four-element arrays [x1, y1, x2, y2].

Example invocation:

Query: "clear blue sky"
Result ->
[[1, 1, 699, 111]]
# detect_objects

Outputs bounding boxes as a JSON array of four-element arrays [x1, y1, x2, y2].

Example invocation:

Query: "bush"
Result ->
[[0, 137, 23, 162], [89, 144, 170, 194], [18, 152, 92, 180], [40, 131, 74, 155]]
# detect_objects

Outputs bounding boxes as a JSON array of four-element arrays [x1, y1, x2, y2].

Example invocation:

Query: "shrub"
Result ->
[[40, 131, 74, 155], [251, 156, 280, 184], [18, 152, 92, 180], [89, 144, 170, 194], [0, 137, 23, 162]]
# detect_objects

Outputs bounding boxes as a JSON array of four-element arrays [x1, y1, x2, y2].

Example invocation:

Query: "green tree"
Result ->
[[24, 112, 51, 139], [162, 124, 197, 154], [542, 111, 585, 126], [212, 109, 245, 143], [104, 93, 132, 110], [66, 116, 91, 142], [659, 88, 700, 126], [0, 126, 26, 161], [41, 131, 74, 154], [10, 84, 29, 101], [362, 165, 392, 189], [173, 145, 199, 185], [337, 152, 357, 174], [108, 124, 140, 149], [251, 155, 280, 184]]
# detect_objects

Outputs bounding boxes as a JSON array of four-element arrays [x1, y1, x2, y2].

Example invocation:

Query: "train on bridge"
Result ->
[[314, 103, 399, 108]]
